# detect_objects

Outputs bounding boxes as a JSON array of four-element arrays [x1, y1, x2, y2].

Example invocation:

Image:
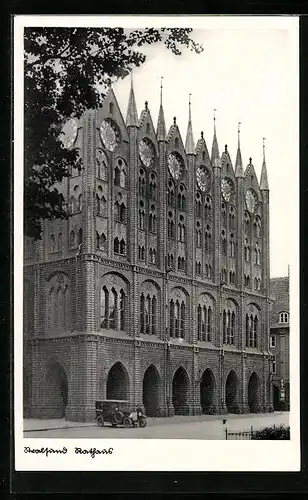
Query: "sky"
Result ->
[[112, 24, 298, 278]]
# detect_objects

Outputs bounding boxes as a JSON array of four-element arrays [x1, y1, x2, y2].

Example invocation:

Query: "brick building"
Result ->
[[23, 80, 274, 421], [269, 276, 290, 410]]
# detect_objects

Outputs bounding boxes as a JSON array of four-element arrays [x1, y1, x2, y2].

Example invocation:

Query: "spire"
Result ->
[[156, 76, 166, 141], [185, 94, 195, 154], [126, 72, 138, 127], [235, 122, 244, 177], [260, 137, 269, 190], [211, 109, 220, 166]]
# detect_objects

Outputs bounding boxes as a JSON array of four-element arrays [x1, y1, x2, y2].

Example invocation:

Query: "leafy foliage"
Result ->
[[24, 28, 203, 239], [252, 424, 290, 440]]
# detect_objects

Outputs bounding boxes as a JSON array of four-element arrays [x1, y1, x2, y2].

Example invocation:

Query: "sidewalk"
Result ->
[[24, 411, 288, 432]]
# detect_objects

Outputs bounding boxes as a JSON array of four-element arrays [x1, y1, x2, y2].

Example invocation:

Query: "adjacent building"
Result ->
[[23, 80, 273, 421], [270, 276, 290, 410]]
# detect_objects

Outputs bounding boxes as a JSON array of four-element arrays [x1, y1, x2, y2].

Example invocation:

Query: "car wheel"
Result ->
[[139, 417, 147, 428], [96, 415, 104, 427], [123, 416, 132, 428]]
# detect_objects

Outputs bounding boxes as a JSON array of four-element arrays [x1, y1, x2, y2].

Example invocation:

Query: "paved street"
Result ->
[[24, 411, 289, 439]]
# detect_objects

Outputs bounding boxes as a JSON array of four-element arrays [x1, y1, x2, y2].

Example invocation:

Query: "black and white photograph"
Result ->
[[14, 15, 299, 471]]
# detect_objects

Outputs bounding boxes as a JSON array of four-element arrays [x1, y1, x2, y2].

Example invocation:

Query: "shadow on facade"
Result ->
[[248, 371, 260, 413], [200, 369, 216, 414], [143, 364, 161, 417], [45, 362, 68, 419], [172, 366, 189, 415], [106, 362, 129, 400], [225, 370, 239, 413]]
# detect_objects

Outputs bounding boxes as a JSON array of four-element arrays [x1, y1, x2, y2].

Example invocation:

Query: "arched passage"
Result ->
[[200, 369, 216, 414], [273, 384, 280, 410], [106, 362, 129, 400], [143, 365, 161, 417], [248, 372, 260, 413], [225, 370, 239, 413], [172, 366, 189, 415], [45, 362, 68, 419]]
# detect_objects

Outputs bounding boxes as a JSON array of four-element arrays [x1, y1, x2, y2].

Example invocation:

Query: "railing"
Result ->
[[225, 426, 254, 440]]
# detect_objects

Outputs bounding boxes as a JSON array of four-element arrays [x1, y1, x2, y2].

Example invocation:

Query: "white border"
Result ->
[[14, 15, 300, 472]]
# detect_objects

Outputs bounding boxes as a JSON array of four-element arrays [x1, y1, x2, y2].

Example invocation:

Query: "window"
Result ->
[[244, 274, 251, 287], [178, 221, 185, 243], [279, 312, 289, 323], [178, 184, 186, 211], [169, 299, 185, 339], [270, 335, 276, 348], [205, 263, 212, 279], [114, 237, 119, 254], [139, 201, 145, 230], [222, 203, 227, 226], [205, 226, 212, 251], [223, 308, 235, 345], [230, 238, 235, 258], [221, 231, 227, 254], [149, 248, 157, 264], [100, 285, 126, 331], [178, 256, 186, 272], [167, 212, 175, 238], [272, 356, 276, 374], [196, 224, 202, 247], [168, 180, 175, 207], [196, 261, 202, 275], [78, 228, 82, 245], [50, 234, 56, 253], [221, 268, 227, 284], [245, 306, 259, 348], [138, 245, 145, 261], [139, 168, 146, 196], [140, 293, 156, 335], [96, 150, 108, 180], [255, 215, 261, 238], [204, 197, 212, 220], [197, 303, 212, 342], [96, 232, 107, 252], [69, 230, 76, 248], [96, 195, 107, 217], [119, 239, 126, 255], [255, 242, 261, 265], [78, 194, 83, 212], [229, 270, 235, 284], [196, 192, 202, 218], [244, 211, 251, 234], [167, 253, 174, 270], [149, 205, 157, 233], [114, 166, 120, 186], [244, 239, 251, 262], [229, 206, 235, 229], [149, 172, 157, 200]]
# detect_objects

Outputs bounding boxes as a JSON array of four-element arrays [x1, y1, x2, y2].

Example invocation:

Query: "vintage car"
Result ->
[[95, 399, 147, 428]]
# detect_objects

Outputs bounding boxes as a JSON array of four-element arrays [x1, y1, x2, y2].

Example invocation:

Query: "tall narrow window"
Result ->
[[253, 316, 258, 348], [231, 312, 235, 344], [168, 181, 175, 207], [223, 310, 227, 344], [151, 296, 156, 335], [78, 194, 83, 211], [140, 294, 145, 333], [120, 239, 126, 255], [114, 167, 120, 186], [100, 286, 108, 328], [50, 234, 56, 253], [109, 288, 117, 329], [197, 305, 202, 341], [139, 201, 145, 230], [174, 301, 180, 338], [196, 193, 202, 218], [207, 306, 212, 341], [169, 300, 174, 337], [180, 302, 185, 339], [114, 237, 119, 254]]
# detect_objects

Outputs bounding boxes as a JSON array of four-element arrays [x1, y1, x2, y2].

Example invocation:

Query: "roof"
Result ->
[[270, 276, 289, 328]]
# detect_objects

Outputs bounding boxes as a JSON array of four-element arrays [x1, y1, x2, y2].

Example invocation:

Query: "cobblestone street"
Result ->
[[24, 411, 289, 439]]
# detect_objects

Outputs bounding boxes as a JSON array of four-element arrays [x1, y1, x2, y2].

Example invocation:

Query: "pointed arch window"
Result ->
[[230, 237, 235, 258], [178, 222, 185, 243], [167, 253, 174, 270], [139, 201, 145, 230], [149, 205, 157, 233], [255, 215, 262, 238], [50, 234, 56, 253], [178, 256, 186, 272], [119, 239, 126, 255], [69, 230, 76, 248], [244, 211, 251, 235], [178, 184, 186, 211], [196, 222, 202, 247], [180, 302, 185, 339], [205, 226, 212, 251], [167, 211, 175, 239], [108, 288, 117, 329], [149, 172, 157, 200], [196, 261, 202, 275], [169, 299, 175, 337], [229, 206, 235, 229], [244, 238, 250, 262], [138, 245, 145, 261], [114, 237, 119, 254], [149, 247, 157, 264], [100, 286, 108, 328], [114, 166, 120, 186], [96, 232, 107, 251], [204, 196, 212, 220], [139, 168, 146, 196], [196, 192, 202, 218], [221, 230, 227, 255], [168, 180, 175, 207], [221, 268, 227, 284], [222, 202, 227, 227], [78, 194, 83, 212]]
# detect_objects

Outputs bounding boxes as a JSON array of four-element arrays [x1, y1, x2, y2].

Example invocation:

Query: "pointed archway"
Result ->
[[225, 370, 239, 413], [106, 362, 129, 400], [273, 384, 280, 410], [45, 362, 68, 419], [172, 366, 189, 415], [248, 372, 260, 413], [200, 369, 216, 414], [143, 365, 161, 417]]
